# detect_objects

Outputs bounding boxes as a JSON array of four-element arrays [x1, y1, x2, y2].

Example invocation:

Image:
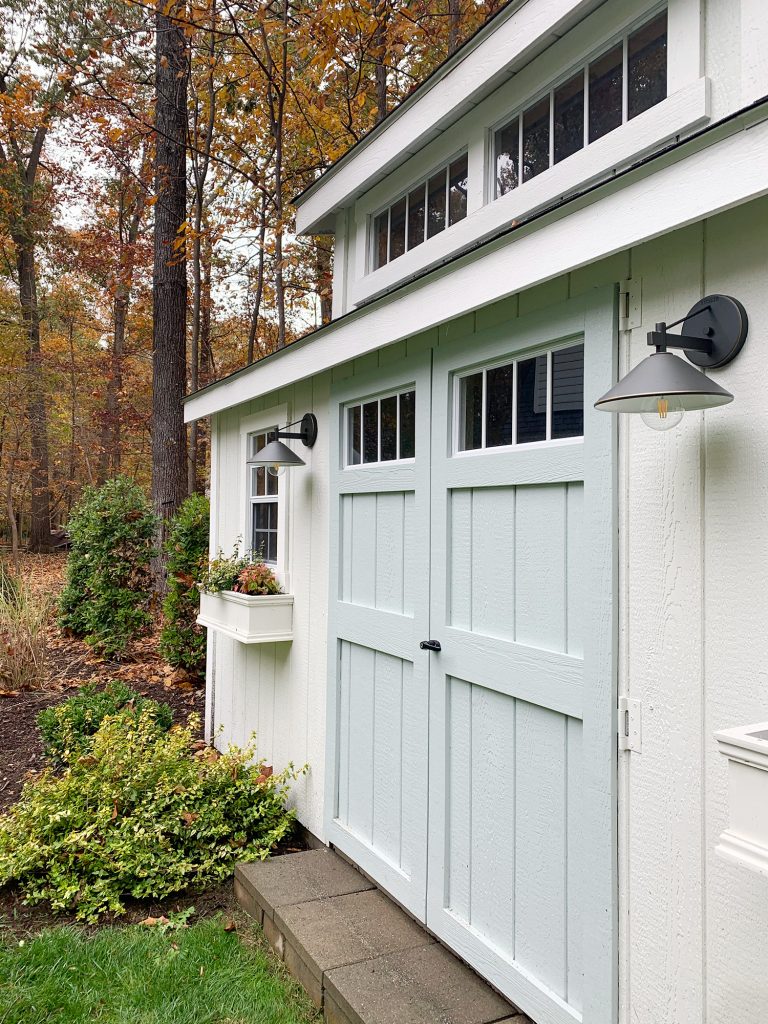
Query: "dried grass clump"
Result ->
[[0, 565, 53, 690]]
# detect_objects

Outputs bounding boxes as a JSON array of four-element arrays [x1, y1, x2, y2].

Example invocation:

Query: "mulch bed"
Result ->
[[0, 553, 308, 939]]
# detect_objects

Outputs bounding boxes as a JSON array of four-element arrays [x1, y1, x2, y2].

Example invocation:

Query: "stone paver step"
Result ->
[[235, 849, 533, 1024]]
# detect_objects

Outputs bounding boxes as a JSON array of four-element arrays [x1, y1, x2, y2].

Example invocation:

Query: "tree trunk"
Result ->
[[197, 235, 213, 487], [107, 287, 126, 477], [16, 240, 52, 551], [448, 0, 462, 55], [247, 190, 268, 364], [374, 0, 388, 123], [152, 0, 189, 587], [314, 236, 333, 324]]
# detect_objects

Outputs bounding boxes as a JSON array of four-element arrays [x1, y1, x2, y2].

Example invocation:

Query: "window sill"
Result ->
[[197, 590, 294, 644], [715, 722, 768, 878], [350, 77, 710, 309]]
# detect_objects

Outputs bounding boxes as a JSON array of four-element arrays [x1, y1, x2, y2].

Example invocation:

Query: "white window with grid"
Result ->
[[248, 428, 280, 564], [239, 408, 289, 583]]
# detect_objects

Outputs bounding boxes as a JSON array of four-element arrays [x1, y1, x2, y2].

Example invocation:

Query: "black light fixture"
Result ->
[[595, 294, 748, 431], [248, 413, 318, 475]]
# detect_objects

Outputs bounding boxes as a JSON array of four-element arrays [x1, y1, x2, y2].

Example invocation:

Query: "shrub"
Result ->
[[0, 574, 53, 691], [0, 709, 300, 921], [199, 551, 281, 596], [159, 494, 210, 675], [37, 681, 174, 768], [59, 477, 158, 658]]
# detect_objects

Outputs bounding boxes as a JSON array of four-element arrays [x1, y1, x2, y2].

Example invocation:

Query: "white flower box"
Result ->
[[715, 721, 768, 877], [197, 590, 294, 644]]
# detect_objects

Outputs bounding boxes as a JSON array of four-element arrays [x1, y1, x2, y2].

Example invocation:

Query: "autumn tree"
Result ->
[[152, 0, 189, 575]]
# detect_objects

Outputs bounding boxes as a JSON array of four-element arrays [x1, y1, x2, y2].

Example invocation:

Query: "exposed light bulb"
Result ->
[[640, 395, 684, 432], [267, 464, 287, 478]]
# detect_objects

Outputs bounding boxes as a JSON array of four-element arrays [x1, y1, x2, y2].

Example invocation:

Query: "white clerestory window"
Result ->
[[493, 8, 668, 197]]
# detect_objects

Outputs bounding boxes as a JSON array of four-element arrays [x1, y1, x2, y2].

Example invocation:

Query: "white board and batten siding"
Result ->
[[326, 291, 618, 1024], [206, 375, 332, 840]]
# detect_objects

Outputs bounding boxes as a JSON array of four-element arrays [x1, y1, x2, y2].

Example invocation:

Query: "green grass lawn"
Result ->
[[0, 915, 320, 1024]]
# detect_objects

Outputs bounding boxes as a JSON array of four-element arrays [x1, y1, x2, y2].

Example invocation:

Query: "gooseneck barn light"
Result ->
[[595, 294, 748, 431], [248, 413, 318, 475]]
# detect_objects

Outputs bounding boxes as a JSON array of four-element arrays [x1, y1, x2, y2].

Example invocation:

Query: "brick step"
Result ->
[[235, 849, 531, 1024]]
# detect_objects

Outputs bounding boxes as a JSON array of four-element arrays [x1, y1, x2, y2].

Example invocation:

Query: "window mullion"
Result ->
[[512, 361, 518, 446], [481, 369, 487, 450], [582, 65, 589, 148]]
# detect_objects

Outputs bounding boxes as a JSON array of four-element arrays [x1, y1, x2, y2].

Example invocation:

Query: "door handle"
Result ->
[[419, 640, 442, 652]]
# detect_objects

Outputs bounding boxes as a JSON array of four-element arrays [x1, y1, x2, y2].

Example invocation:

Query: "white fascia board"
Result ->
[[294, 0, 604, 235], [185, 115, 768, 424]]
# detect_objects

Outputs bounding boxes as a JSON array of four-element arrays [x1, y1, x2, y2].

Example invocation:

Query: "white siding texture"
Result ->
[[207, 199, 768, 1024]]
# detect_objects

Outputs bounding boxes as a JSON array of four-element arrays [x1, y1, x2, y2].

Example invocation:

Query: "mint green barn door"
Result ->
[[326, 351, 433, 919], [326, 291, 617, 1022], [426, 291, 617, 1024]]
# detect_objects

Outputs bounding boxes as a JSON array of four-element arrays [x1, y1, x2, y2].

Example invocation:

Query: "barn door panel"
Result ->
[[427, 292, 617, 1024], [326, 353, 432, 919]]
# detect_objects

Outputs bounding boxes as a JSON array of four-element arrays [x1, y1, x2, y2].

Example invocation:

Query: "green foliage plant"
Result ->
[[36, 681, 173, 768], [198, 549, 282, 596], [0, 708, 300, 921], [159, 494, 210, 675], [58, 477, 158, 658], [0, 573, 53, 691]]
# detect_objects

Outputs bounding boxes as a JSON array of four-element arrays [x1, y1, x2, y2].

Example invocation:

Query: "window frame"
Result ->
[[343, 384, 417, 469], [490, 4, 668, 200], [239, 406, 289, 589], [369, 150, 469, 273], [451, 339, 585, 457]]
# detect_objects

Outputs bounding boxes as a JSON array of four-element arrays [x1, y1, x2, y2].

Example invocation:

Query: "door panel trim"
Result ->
[[428, 288, 618, 1024], [325, 352, 433, 920]]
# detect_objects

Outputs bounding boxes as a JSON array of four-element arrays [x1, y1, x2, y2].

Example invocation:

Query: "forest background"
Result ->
[[0, 0, 504, 564]]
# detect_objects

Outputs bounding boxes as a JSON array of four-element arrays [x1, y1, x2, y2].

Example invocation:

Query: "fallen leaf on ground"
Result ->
[[139, 915, 171, 927]]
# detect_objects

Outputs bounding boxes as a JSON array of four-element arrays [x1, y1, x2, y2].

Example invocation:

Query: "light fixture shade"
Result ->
[[248, 439, 306, 467], [594, 351, 734, 413]]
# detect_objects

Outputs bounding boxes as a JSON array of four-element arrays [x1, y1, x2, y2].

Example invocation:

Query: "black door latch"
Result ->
[[419, 640, 442, 652]]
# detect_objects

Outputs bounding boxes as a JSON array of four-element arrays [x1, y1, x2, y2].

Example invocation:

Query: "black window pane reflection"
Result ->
[[374, 211, 388, 269], [522, 97, 550, 182], [267, 468, 278, 496], [495, 118, 519, 196], [628, 12, 667, 120], [486, 363, 514, 447], [389, 197, 407, 261], [255, 466, 265, 497], [551, 345, 584, 439], [381, 395, 397, 461], [399, 391, 415, 459], [554, 72, 584, 164], [460, 373, 483, 450], [408, 186, 425, 250], [363, 401, 379, 463], [252, 502, 278, 563], [448, 154, 468, 225], [516, 356, 547, 443], [589, 44, 623, 143], [427, 170, 447, 238], [348, 405, 361, 465]]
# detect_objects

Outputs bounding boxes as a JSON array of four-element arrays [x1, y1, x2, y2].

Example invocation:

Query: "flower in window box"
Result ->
[[231, 563, 282, 597]]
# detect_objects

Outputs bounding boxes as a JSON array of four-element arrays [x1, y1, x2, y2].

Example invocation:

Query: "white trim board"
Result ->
[[185, 113, 768, 423]]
